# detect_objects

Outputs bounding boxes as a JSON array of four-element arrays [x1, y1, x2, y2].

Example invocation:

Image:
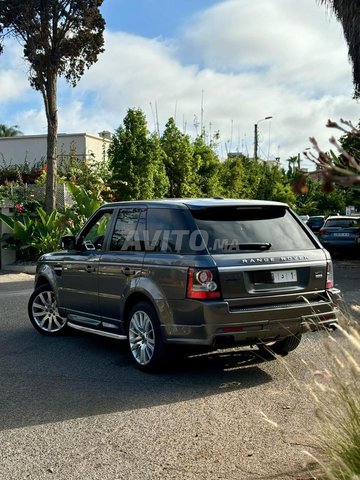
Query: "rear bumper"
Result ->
[[160, 289, 341, 346]]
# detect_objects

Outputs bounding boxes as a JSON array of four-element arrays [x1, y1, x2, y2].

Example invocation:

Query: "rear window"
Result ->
[[308, 217, 324, 224], [325, 218, 360, 228], [191, 206, 316, 253]]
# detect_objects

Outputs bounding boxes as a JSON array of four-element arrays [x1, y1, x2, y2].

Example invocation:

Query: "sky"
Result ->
[[1, 0, 359, 170]]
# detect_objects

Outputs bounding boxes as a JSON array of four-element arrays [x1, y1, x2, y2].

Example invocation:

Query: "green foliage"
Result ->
[[61, 183, 103, 234], [0, 0, 106, 212], [0, 207, 64, 260], [0, 184, 103, 259], [295, 179, 346, 216], [0, 124, 22, 137], [0, 157, 45, 184], [58, 147, 111, 198], [219, 155, 248, 198], [193, 136, 222, 196], [0, 1, 105, 89], [218, 154, 295, 205], [109, 109, 169, 200], [161, 117, 199, 197]]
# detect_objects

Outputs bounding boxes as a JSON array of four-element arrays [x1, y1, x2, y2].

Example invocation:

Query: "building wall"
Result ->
[[0, 133, 112, 167]]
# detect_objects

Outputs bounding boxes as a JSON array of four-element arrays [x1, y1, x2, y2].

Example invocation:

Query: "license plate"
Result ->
[[334, 232, 350, 237], [271, 270, 297, 283]]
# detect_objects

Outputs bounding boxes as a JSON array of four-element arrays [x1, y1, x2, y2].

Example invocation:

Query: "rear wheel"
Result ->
[[127, 301, 168, 372], [258, 334, 302, 357], [28, 285, 68, 335]]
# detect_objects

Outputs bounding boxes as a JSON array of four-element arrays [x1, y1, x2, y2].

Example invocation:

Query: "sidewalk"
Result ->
[[0, 271, 35, 283]]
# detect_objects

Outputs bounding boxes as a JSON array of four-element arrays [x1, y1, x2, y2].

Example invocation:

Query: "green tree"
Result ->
[[0, 124, 22, 137], [109, 109, 169, 200], [319, 1, 360, 97], [256, 162, 296, 206], [192, 136, 222, 197], [148, 132, 170, 198], [0, 1, 105, 212], [295, 179, 346, 215], [219, 155, 247, 198], [161, 118, 198, 198]]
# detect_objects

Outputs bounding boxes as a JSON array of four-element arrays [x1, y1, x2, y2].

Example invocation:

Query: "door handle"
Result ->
[[123, 267, 135, 276], [86, 265, 96, 273]]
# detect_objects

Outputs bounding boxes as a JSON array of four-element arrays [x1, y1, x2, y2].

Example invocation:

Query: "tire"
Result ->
[[28, 285, 68, 336], [127, 301, 167, 372], [258, 334, 302, 357]]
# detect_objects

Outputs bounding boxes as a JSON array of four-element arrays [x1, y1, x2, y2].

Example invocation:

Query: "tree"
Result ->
[[108, 109, 169, 200], [0, 1, 105, 212], [192, 136, 222, 197], [219, 155, 247, 198], [256, 162, 296, 206], [0, 124, 22, 137], [161, 118, 199, 198], [319, 1, 360, 97]]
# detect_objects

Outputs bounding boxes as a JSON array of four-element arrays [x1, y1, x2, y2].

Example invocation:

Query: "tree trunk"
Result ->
[[44, 71, 58, 213]]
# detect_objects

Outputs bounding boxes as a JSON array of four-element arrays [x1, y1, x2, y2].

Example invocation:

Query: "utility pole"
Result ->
[[253, 116, 272, 160], [253, 123, 258, 160]]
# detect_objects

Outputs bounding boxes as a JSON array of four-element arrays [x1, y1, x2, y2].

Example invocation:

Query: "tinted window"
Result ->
[[146, 208, 194, 253], [110, 208, 143, 251], [308, 217, 324, 225], [191, 206, 316, 253], [83, 211, 112, 250], [325, 218, 360, 228]]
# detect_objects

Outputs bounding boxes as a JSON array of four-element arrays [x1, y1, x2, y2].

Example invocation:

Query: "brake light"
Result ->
[[320, 229, 328, 236], [326, 260, 334, 289], [187, 268, 221, 299]]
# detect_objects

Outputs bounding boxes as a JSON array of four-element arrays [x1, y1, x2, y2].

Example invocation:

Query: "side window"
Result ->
[[146, 208, 193, 254], [110, 208, 143, 252], [83, 211, 113, 250]]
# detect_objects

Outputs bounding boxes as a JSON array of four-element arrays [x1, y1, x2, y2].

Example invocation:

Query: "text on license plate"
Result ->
[[271, 270, 297, 283], [334, 232, 350, 237]]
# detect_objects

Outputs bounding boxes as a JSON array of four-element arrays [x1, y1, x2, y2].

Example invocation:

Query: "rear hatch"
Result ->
[[189, 204, 328, 302], [320, 217, 360, 247]]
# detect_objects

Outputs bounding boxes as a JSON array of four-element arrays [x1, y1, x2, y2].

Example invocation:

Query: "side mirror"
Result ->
[[61, 235, 76, 250]]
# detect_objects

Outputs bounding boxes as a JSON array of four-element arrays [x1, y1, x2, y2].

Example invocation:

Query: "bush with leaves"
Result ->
[[0, 207, 65, 260], [0, 184, 103, 260]]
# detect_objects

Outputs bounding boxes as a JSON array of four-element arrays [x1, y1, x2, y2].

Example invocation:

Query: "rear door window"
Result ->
[[145, 208, 194, 253], [191, 206, 316, 253]]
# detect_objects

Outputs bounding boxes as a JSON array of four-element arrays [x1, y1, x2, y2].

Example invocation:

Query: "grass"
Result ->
[[304, 315, 360, 480]]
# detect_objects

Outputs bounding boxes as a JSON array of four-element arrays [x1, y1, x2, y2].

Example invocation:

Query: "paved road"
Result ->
[[0, 261, 358, 480]]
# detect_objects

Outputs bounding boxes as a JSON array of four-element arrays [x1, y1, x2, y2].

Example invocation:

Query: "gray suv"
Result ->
[[28, 199, 341, 371]]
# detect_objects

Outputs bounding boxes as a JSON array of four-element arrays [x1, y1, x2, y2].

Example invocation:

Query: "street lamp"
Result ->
[[254, 116, 272, 160]]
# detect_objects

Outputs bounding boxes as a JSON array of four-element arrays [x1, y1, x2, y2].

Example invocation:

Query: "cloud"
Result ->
[[1, 0, 359, 168]]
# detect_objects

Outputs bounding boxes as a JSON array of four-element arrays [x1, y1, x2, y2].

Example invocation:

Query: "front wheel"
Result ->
[[258, 334, 302, 357], [28, 285, 68, 336], [127, 301, 167, 372]]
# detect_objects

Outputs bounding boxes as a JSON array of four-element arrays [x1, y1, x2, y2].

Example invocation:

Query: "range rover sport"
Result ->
[[28, 199, 341, 371]]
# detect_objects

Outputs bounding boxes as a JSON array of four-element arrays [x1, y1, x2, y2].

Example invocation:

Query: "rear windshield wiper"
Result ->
[[223, 242, 272, 251]]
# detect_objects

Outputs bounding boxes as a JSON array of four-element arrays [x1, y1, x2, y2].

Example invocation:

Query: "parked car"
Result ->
[[28, 199, 341, 372], [307, 215, 325, 233], [299, 214, 309, 224], [319, 215, 360, 252]]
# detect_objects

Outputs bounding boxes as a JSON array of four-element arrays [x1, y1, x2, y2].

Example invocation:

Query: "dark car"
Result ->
[[28, 199, 341, 372], [307, 216, 325, 233], [319, 215, 360, 253]]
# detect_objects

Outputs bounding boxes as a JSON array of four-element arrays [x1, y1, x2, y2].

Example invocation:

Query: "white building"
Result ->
[[0, 131, 112, 167]]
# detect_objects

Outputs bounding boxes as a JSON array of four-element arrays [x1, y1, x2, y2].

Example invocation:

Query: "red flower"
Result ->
[[15, 203, 24, 213]]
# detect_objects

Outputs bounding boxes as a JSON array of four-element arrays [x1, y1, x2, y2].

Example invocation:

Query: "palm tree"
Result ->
[[319, 1, 360, 97], [0, 124, 23, 137]]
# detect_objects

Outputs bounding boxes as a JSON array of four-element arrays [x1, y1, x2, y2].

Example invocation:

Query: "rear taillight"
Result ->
[[320, 229, 328, 236], [326, 260, 334, 289], [187, 268, 221, 299]]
